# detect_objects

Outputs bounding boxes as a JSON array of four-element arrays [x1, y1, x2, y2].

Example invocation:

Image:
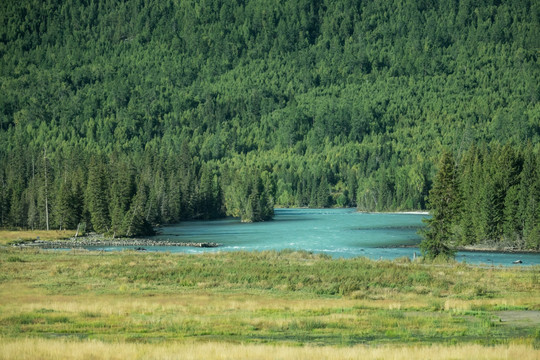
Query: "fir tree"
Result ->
[[420, 152, 460, 259], [85, 158, 111, 233], [122, 182, 155, 237]]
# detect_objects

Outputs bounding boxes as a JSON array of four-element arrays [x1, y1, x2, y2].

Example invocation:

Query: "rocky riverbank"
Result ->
[[455, 244, 539, 254], [12, 234, 219, 249], [384, 243, 539, 254]]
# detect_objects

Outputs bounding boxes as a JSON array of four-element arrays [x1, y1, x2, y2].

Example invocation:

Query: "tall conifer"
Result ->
[[420, 152, 460, 259]]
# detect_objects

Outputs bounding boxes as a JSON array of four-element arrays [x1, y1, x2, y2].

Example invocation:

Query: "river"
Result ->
[[90, 208, 539, 266]]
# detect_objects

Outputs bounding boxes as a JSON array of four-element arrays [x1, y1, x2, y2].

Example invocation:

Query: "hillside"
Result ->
[[0, 0, 539, 243]]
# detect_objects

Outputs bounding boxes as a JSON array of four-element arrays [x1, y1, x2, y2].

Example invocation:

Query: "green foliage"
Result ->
[[223, 166, 274, 222], [0, 0, 539, 239], [85, 157, 111, 233], [426, 145, 540, 251], [421, 152, 459, 259]]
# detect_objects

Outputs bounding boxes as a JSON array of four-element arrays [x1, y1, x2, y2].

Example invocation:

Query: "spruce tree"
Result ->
[[122, 182, 154, 237], [420, 152, 459, 259], [519, 148, 540, 248], [53, 181, 76, 230], [457, 145, 476, 245], [109, 161, 135, 236], [198, 164, 215, 219], [85, 158, 111, 233]]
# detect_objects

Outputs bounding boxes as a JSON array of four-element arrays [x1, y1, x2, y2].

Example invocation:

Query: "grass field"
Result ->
[[0, 229, 76, 245], [1, 339, 538, 360], [0, 247, 539, 359]]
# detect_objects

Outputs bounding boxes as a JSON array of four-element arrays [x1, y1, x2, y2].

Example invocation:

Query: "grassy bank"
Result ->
[[0, 248, 539, 358], [0, 230, 76, 246]]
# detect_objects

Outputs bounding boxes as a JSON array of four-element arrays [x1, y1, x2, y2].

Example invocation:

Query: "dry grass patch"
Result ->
[[0, 230, 76, 245], [0, 338, 538, 360]]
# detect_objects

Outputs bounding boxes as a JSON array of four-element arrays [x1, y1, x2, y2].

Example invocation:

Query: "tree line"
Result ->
[[422, 144, 540, 257], [0, 0, 539, 242], [0, 142, 277, 235]]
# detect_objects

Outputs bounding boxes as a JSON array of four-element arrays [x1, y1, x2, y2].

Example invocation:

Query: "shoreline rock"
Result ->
[[455, 245, 539, 254], [12, 237, 220, 249], [380, 243, 539, 254]]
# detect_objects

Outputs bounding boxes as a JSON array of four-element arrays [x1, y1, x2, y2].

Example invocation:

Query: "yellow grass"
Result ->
[[0, 338, 537, 360], [4, 282, 537, 322], [0, 229, 76, 245]]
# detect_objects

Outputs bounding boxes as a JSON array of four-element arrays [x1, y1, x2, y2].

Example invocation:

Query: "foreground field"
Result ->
[[0, 248, 539, 359], [1, 339, 537, 360]]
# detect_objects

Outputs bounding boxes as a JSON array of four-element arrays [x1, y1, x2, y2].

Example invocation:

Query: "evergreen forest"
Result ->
[[0, 0, 539, 249]]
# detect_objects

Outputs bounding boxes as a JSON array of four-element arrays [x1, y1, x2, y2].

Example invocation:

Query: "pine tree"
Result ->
[[109, 161, 135, 236], [420, 152, 460, 259], [503, 185, 521, 242], [317, 175, 330, 208], [166, 170, 182, 223], [519, 148, 540, 248], [85, 157, 111, 233], [457, 145, 476, 245], [198, 164, 215, 219], [53, 180, 76, 230], [0, 170, 8, 227], [122, 182, 155, 237]]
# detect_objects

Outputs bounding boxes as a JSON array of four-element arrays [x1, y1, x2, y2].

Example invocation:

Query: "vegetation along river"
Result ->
[[85, 209, 539, 266]]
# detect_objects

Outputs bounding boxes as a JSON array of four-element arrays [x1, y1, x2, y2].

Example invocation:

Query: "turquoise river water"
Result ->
[[89, 208, 539, 266]]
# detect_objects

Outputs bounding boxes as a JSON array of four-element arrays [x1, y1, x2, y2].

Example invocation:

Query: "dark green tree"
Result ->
[[122, 181, 155, 237], [53, 180, 78, 230], [420, 152, 460, 259], [85, 158, 111, 233], [109, 160, 135, 236]]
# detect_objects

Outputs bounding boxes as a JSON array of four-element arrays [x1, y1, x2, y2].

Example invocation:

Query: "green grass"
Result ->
[[0, 248, 538, 347]]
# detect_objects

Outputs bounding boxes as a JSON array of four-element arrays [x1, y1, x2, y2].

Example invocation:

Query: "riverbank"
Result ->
[[275, 207, 430, 215], [357, 210, 430, 215], [11, 233, 219, 249], [386, 242, 540, 255], [456, 244, 540, 254]]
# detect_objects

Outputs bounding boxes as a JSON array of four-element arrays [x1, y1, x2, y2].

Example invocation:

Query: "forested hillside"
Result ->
[[0, 0, 539, 244]]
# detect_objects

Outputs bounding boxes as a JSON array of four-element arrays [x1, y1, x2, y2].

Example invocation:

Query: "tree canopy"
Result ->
[[0, 0, 538, 242]]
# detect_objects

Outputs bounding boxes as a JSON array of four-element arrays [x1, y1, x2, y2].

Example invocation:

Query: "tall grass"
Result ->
[[0, 338, 538, 360], [0, 248, 538, 354], [3, 248, 534, 299]]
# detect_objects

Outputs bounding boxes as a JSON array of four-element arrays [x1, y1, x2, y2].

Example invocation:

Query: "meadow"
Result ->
[[0, 247, 539, 359]]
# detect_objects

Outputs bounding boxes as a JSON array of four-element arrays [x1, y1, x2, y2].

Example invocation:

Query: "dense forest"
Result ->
[[421, 145, 540, 257], [0, 0, 539, 248]]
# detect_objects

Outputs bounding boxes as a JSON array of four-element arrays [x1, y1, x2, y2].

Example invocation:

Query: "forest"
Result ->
[[0, 0, 539, 248]]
